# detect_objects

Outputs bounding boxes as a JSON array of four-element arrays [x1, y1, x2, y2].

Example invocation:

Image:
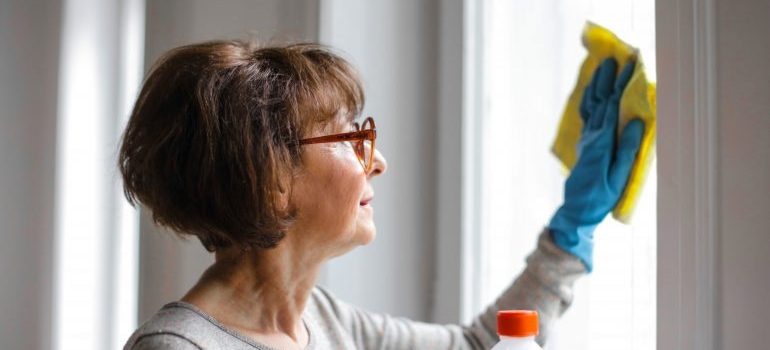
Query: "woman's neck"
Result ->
[[181, 238, 323, 348]]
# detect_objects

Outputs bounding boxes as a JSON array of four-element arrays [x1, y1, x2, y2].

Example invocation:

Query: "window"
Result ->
[[473, 1, 656, 349], [53, 0, 143, 348]]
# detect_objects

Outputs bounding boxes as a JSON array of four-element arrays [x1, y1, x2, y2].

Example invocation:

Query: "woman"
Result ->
[[121, 41, 643, 349]]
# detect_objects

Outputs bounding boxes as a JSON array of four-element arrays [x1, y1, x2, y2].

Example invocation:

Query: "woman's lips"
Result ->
[[360, 196, 373, 206]]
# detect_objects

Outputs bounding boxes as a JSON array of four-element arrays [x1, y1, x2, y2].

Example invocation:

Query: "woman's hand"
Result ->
[[548, 58, 644, 272]]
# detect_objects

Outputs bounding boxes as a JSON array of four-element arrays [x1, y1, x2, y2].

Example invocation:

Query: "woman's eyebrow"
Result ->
[[337, 114, 357, 131], [342, 110, 358, 123]]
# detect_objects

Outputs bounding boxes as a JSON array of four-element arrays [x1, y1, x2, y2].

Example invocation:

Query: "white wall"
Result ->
[[715, 0, 770, 348], [0, 0, 61, 349]]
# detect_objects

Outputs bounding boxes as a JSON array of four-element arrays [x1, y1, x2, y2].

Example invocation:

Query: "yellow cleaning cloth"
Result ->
[[552, 22, 656, 223]]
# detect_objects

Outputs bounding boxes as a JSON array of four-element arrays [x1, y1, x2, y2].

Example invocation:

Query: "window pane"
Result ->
[[477, 1, 656, 349]]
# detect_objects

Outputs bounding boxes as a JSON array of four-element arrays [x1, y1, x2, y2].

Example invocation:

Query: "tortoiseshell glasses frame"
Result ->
[[298, 117, 377, 173]]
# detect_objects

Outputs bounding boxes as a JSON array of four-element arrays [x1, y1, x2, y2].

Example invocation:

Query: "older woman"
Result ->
[[121, 41, 642, 349]]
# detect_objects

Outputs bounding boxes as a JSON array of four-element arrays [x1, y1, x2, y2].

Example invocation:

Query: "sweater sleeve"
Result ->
[[313, 229, 586, 349], [472, 229, 586, 346]]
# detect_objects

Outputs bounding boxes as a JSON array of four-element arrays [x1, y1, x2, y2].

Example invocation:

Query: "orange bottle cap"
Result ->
[[497, 310, 539, 337]]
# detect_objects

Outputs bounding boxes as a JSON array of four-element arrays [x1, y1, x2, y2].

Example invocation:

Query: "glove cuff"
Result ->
[[548, 211, 598, 272]]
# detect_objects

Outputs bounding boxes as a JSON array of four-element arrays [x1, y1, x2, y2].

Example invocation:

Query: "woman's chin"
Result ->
[[355, 208, 377, 243], [358, 228, 376, 246], [358, 218, 377, 245], [329, 225, 376, 258], [351, 219, 376, 245]]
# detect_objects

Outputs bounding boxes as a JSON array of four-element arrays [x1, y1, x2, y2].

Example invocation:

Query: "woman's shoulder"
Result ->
[[122, 302, 258, 350], [123, 302, 214, 349], [306, 285, 374, 334], [127, 333, 200, 350], [306, 285, 350, 319], [123, 288, 352, 350]]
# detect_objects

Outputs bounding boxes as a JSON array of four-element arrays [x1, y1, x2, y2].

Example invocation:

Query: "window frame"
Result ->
[[656, 0, 720, 349], [433, 1, 720, 349]]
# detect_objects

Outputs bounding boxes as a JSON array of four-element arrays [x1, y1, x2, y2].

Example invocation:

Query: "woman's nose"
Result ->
[[367, 148, 387, 178]]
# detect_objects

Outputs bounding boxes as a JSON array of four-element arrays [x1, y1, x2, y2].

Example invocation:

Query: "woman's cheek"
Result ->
[[326, 155, 360, 211]]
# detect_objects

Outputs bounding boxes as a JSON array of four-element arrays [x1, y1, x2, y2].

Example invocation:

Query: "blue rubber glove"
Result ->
[[549, 58, 645, 272]]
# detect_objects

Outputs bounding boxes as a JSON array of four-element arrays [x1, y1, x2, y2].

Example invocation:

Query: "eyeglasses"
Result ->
[[299, 116, 377, 173]]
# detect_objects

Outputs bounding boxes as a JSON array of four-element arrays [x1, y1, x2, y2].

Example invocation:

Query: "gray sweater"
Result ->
[[123, 231, 584, 349]]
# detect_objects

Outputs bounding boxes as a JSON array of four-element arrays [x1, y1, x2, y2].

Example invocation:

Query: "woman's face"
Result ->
[[287, 118, 387, 258]]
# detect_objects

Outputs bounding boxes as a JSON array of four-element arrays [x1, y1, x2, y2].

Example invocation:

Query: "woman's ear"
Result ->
[[275, 166, 296, 214]]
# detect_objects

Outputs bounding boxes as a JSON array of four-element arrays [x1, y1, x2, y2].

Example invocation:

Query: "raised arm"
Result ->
[[310, 230, 583, 349]]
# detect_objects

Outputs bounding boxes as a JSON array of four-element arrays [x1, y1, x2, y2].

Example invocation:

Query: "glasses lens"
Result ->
[[362, 138, 373, 171], [362, 118, 376, 171], [352, 140, 363, 167]]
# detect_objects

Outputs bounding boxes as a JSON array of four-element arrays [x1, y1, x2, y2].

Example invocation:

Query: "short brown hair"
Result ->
[[119, 40, 364, 251]]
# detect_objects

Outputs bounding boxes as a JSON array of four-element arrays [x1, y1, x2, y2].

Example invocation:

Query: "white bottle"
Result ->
[[490, 310, 543, 350]]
